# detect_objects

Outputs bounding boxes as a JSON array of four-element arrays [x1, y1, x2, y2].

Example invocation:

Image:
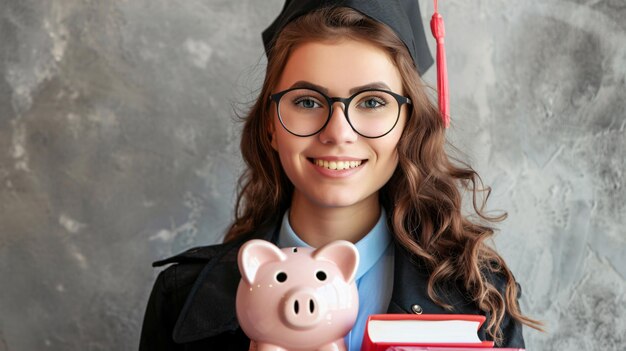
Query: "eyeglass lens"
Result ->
[[277, 89, 401, 138]]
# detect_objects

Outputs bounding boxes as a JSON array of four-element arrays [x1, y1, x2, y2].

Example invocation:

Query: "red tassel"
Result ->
[[430, 0, 450, 128]]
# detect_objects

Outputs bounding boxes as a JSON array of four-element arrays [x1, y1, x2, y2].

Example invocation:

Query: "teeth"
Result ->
[[315, 159, 363, 170]]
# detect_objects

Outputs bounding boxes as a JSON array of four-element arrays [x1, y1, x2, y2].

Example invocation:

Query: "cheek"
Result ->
[[272, 126, 306, 176], [273, 126, 296, 155], [381, 146, 400, 170], [380, 115, 406, 165], [376, 131, 402, 166]]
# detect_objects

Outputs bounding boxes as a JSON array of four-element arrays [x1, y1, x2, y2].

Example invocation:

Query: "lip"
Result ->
[[307, 157, 367, 178], [309, 156, 365, 162]]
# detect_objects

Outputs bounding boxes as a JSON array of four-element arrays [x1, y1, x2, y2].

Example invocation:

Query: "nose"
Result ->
[[282, 288, 325, 329], [318, 102, 358, 144]]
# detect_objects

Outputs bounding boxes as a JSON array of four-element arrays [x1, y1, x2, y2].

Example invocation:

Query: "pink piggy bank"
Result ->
[[236, 239, 360, 351]]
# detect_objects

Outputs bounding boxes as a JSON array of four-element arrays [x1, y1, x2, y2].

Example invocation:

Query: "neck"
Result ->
[[288, 191, 381, 247]]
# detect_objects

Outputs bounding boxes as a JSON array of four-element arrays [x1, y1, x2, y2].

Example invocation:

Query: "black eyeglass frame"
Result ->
[[269, 87, 412, 138]]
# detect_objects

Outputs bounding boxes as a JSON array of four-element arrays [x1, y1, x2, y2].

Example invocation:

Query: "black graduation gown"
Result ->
[[138, 225, 525, 350]]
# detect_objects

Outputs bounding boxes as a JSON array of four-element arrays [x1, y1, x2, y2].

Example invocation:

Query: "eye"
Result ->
[[358, 97, 386, 109], [316, 271, 327, 281], [276, 272, 287, 283], [293, 97, 323, 109]]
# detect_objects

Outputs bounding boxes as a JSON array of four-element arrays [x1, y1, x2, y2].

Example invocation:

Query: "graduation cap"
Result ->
[[262, 0, 450, 128]]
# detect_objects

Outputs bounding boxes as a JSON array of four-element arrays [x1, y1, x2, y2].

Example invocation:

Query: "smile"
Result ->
[[309, 158, 365, 170]]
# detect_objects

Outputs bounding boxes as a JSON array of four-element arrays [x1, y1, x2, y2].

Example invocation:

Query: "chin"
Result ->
[[309, 192, 367, 209]]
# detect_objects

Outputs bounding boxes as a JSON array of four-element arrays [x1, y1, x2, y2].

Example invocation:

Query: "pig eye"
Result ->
[[276, 272, 287, 283], [316, 271, 327, 281]]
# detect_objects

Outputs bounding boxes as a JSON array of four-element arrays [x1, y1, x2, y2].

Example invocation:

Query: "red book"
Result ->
[[361, 314, 510, 351], [386, 348, 524, 351]]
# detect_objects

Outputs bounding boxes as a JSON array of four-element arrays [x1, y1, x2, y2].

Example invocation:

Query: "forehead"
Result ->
[[276, 39, 404, 95]]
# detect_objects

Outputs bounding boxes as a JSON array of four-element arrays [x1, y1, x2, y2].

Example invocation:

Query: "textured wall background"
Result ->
[[0, 0, 624, 350]]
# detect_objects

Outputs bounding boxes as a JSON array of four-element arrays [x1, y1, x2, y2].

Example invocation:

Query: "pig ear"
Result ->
[[312, 240, 359, 283], [238, 239, 287, 285]]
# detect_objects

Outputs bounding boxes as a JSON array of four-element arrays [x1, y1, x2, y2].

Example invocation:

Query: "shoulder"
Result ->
[[141, 227, 279, 347], [153, 242, 229, 267], [149, 221, 279, 297], [152, 220, 280, 270], [150, 239, 244, 294], [482, 266, 526, 348], [481, 264, 522, 300], [144, 241, 238, 324], [140, 239, 251, 350], [144, 236, 250, 321]]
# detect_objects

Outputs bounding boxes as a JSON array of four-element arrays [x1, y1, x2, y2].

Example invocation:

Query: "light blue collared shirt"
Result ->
[[278, 208, 395, 351]]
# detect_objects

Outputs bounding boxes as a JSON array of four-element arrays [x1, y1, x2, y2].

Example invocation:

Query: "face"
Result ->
[[270, 39, 407, 211]]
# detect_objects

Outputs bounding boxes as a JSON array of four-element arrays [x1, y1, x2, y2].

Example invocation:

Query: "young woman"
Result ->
[[139, 3, 542, 351]]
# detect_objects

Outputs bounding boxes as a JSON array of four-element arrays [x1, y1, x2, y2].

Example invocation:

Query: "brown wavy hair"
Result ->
[[224, 6, 543, 344]]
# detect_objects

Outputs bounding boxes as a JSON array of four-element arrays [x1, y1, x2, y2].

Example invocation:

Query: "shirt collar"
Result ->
[[278, 208, 392, 280]]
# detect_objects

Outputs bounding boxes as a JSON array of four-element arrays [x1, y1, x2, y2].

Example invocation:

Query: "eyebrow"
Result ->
[[288, 80, 393, 95]]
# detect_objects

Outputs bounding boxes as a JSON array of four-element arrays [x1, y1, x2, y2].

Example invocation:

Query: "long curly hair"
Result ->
[[224, 6, 543, 344]]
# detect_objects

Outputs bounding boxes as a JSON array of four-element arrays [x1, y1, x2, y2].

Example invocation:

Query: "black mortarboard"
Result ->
[[262, 0, 434, 76]]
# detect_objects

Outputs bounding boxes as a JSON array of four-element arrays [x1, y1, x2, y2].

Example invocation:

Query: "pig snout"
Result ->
[[282, 288, 326, 330]]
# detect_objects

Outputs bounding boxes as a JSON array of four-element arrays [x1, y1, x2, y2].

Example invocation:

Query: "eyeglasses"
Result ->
[[269, 88, 411, 138]]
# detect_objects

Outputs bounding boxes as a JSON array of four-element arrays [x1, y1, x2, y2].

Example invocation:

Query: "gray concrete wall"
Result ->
[[0, 0, 623, 350]]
